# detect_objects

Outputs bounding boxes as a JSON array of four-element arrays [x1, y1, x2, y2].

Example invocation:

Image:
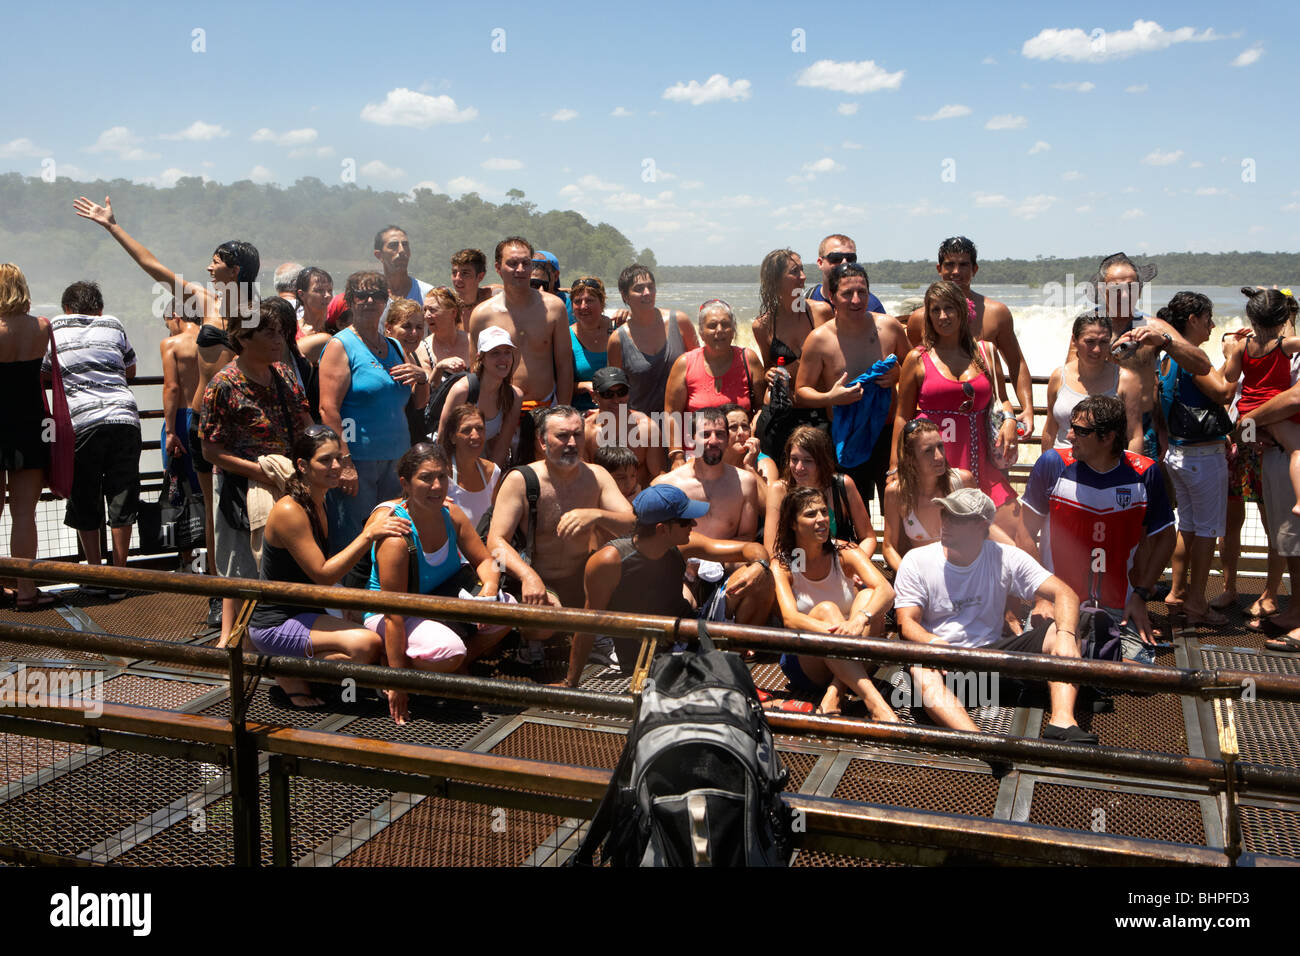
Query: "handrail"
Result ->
[[3, 558, 1299, 702]]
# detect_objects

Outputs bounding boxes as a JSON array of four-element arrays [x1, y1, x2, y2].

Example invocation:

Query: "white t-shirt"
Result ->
[[893, 540, 1052, 648]]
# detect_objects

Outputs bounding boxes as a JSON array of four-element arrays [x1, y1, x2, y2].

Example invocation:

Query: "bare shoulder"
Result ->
[[468, 294, 501, 330], [981, 295, 1013, 322]]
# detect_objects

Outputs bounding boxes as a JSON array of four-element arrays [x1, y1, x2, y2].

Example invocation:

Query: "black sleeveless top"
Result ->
[[249, 540, 327, 629], [606, 538, 692, 618]]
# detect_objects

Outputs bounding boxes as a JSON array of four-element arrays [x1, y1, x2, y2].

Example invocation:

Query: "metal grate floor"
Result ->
[[1026, 781, 1207, 846]]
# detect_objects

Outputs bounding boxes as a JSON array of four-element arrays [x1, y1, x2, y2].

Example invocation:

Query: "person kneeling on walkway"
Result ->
[[893, 488, 1096, 743]]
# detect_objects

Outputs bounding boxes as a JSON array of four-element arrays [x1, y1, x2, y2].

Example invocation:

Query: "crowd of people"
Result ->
[[2, 200, 1298, 735]]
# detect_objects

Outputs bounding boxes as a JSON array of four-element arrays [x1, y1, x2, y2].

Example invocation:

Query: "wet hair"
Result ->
[[60, 280, 104, 315], [1071, 311, 1113, 341], [214, 240, 261, 287], [569, 275, 606, 306], [344, 270, 388, 305], [0, 263, 32, 315], [293, 266, 332, 302], [537, 404, 582, 441], [397, 442, 450, 482], [692, 405, 728, 436], [780, 425, 836, 489], [617, 263, 655, 300], [1071, 394, 1127, 456], [895, 419, 957, 515], [757, 249, 800, 324], [775, 486, 836, 569], [922, 280, 990, 378], [374, 225, 406, 251], [827, 261, 869, 299], [938, 236, 978, 267], [1156, 291, 1213, 336], [817, 234, 854, 257], [440, 403, 485, 459], [594, 445, 637, 474], [494, 236, 534, 265], [451, 248, 487, 274], [285, 425, 340, 549], [1241, 287, 1294, 332]]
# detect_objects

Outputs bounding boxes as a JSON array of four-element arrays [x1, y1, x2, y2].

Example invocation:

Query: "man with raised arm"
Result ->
[[373, 225, 432, 304], [905, 237, 1036, 437], [796, 262, 910, 512], [806, 234, 886, 325]]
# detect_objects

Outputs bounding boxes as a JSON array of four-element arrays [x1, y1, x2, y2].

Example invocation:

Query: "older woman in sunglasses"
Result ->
[[893, 280, 1029, 549], [663, 298, 766, 463]]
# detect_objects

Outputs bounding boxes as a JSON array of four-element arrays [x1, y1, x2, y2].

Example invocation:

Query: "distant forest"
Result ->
[[0, 174, 655, 312], [657, 252, 1299, 286]]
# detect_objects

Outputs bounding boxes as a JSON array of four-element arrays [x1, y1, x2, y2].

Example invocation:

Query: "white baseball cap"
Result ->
[[478, 325, 516, 354]]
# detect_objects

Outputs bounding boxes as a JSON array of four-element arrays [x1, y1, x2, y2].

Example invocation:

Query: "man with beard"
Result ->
[[652, 406, 763, 542]]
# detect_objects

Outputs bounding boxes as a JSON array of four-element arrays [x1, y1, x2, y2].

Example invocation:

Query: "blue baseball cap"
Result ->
[[533, 251, 560, 273], [632, 485, 709, 524]]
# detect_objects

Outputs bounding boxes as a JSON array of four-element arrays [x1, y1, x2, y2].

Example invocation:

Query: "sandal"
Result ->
[[1245, 616, 1285, 635], [1265, 634, 1300, 653]]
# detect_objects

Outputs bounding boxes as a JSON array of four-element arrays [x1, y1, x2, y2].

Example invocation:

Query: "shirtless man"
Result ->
[[487, 406, 635, 657], [468, 236, 574, 414], [796, 262, 911, 512], [583, 367, 666, 487], [651, 406, 764, 543], [74, 196, 257, 593], [159, 301, 201, 565], [905, 237, 1035, 437], [373, 225, 431, 304], [806, 234, 887, 326], [450, 248, 500, 328]]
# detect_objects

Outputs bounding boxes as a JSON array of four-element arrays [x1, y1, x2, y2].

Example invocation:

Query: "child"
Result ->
[[385, 298, 430, 444], [1222, 287, 1300, 515], [592, 445, 639, 550]]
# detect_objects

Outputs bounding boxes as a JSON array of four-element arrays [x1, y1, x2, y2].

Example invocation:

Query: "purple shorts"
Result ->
[[248, 613, 319, 658]]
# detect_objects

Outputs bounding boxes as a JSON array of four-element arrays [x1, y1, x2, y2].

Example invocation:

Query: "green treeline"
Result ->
[[0, 173, 656, 310], [657, 253, 1299, 286]]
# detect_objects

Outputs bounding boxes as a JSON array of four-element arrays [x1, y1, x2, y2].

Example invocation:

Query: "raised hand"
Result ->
[[73, 195, 116, 228]]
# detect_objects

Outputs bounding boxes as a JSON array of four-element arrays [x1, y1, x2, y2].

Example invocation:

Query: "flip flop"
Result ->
[[1208, 592, 1238, 611], [1245, 617, 1285, 636], [1264, 634, 1300, 653], [1044, 723, 1100, 744]]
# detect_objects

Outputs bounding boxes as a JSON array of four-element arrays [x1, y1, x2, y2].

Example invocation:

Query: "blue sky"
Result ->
[[4, 0, 1297, 265]]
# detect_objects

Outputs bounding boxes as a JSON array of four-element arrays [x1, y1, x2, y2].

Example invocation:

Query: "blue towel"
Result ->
[[831, 356, 899, 469]]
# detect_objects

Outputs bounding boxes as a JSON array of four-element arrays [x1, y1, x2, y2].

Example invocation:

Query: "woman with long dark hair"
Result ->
[[436, 326, 522, 468], [763, 425, 875, 560], [248, 425, 411, 709], [439, 403, 501, 530]]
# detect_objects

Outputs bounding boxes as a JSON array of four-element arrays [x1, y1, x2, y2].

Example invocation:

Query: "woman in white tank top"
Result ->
[[440, 403, 500, 531], [882, 419, 976, 572], [771, 486, 897, 720], [1042, 312, 1142, 450]]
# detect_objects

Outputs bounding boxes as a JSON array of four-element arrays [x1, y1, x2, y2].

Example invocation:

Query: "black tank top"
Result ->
[[249, 540, 327, 629], [606, 538, 692, 618]]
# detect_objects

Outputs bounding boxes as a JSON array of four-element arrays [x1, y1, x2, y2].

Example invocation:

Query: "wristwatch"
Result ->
[[1160, 333, 1172, 350]]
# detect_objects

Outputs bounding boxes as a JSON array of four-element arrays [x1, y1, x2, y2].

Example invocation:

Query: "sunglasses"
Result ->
[[352, 290, 385, 302], [529, 278, 549, 290], [572, 277, 604, 294], [599, 386, 630, 399], [825, 252, 858, 265], [1070, 423, 1112, 438], [902, 417, 929, 437], [304, 423, 337, 439], [959, 381, 976, 414]]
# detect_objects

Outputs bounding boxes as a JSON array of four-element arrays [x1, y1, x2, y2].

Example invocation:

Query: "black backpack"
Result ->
[[568, 621, 794, 867], [425, 371, 480, 438]]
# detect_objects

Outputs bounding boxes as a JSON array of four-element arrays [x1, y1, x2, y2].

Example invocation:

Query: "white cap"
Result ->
[[478, 325, 516, 354]]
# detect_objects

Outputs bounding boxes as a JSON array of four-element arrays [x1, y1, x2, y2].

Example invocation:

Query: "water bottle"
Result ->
[[770, 356, 792, 412]]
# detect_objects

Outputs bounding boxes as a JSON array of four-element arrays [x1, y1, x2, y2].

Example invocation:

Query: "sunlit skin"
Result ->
[[1042, 322, 1143, 452], [757, 254, 809, 384], [608, 465, 639, 501], [386, 313, 425, 354], [880, 430, 986, 572], [665, 307, 765, 457]]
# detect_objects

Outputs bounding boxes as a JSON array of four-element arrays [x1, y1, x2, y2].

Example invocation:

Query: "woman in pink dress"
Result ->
[[893, 280, 1029, 548]]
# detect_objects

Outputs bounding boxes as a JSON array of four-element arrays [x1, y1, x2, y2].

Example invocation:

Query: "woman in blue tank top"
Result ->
[[366, 443, 511, 724], [568, 276, 611, 412]]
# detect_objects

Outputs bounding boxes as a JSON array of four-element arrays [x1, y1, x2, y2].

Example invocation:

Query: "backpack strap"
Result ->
[[830, 473, 857, 542], [517, 464, 541, 561], [467, 371, 481, 406], [404, 532, 420, 595]]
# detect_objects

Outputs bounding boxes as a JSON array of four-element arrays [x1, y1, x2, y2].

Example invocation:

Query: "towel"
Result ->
[[831, 356, 899, 469]]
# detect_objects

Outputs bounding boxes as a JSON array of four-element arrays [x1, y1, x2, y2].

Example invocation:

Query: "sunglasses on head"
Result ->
[[902, 417, 929, 437], [573, 277, 603, 292], [304, 423, 337, 440], [1070, 422, 1112, 438], [825, 252, 857, 265]]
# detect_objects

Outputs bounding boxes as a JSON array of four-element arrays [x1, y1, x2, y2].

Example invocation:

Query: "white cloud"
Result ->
[[1022, 20, 1219, 63], [577, 174, 620, 192], [1189, 160, 1204, 168], [360, 160, 406, 181], [644, 219, 684, 233], [611, 107, 633, 117], [250, 127, 318, 147], [86, 126, 158, 160], [249, 166, 273, 184], [1195, 187, 1225, 196], [973, 192, 1011, 207], [288, 146, 335, 159], [1076, 205, 1093, 213], [55, 164, 90, 179], [1121, 208, 1146, 220], [1013, 194, 1056, 219], [138, 167, 203, 188], [681, 180, 705, 190], [908, 198, 950, 217], [841, 141, 864, 150], [1232, 46, 1264, 67], [0, 137, 47, 158], [448, 176, 486, 193], [986, 114, 1028, 130], [1125, 84, 1149, 94], [1282, 202, 1300, 213], [1062, 170, 1083, 180], [982, 56, 997, 65], [482, 157, 524, 171], [161, 121, 230, 142], [800, 157, 844, 180], [1029, 140, 1051, 154], [796, 59, 903, 93], [409, 180, 441, 196], [662, 74, 752, 105], [360, 88, 477, 127], [549, 108, 579, 122], [1142, 148, 1183, 166], [1051, 81, 1095, 92], [917, 104, 971, 122], [837, 103, 859, 116]]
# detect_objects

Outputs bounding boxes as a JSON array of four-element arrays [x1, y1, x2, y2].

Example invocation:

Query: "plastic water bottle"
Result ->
[[770, 356, 792, 412]]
